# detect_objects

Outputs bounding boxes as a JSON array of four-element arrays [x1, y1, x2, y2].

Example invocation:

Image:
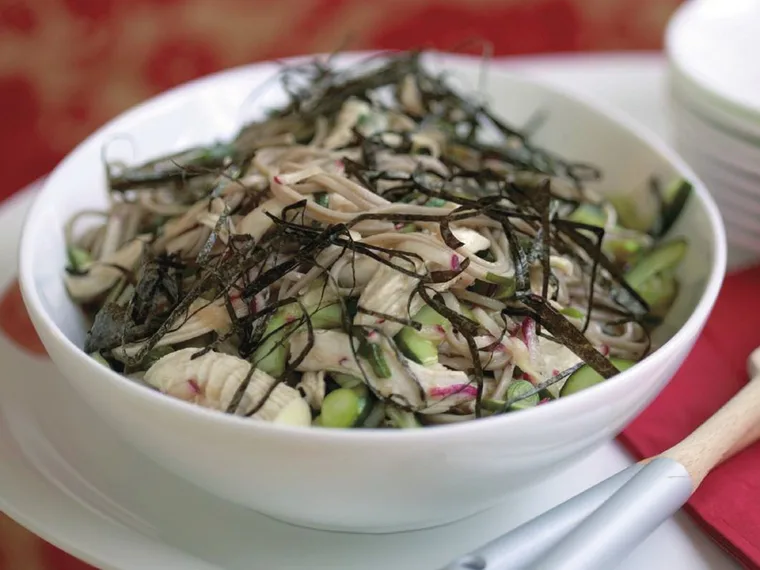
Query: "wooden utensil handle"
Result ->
[[660, 372, 760, 489]]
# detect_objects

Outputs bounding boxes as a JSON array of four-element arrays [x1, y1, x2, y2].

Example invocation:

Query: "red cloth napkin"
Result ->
[[619, 264, 760, 570]]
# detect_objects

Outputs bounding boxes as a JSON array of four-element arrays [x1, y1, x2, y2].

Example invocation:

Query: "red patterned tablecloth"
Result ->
[[0, 0, 684, 567]]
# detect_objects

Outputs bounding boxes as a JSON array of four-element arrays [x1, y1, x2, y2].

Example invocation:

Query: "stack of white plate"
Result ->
[[666, 0, 760, 270]]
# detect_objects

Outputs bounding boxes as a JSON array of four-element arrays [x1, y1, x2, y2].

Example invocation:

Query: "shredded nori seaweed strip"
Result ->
[[521, 294, 618, 379]]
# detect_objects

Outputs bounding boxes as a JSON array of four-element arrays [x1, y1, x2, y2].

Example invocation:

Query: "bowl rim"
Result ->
[[18, 50, 728, 443]]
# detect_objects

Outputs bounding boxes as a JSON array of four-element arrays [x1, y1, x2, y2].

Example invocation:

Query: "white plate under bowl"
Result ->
[[0, 54, 739, 570], [666, 0, 760, 139], [669, 95, 760, 178]]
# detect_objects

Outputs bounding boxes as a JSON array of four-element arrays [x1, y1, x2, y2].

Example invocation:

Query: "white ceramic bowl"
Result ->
[[18, 53, 726, 533]]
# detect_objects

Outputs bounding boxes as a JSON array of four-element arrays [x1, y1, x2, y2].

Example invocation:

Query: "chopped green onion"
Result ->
[[559, 307, 584, 319], [624, 238, 687, 290], [425, 197, 447, 208], [66, 246, 92, 273], [568, 204, 606, 227]]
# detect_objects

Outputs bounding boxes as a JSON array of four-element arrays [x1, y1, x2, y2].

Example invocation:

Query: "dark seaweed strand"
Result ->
[[554, 219, 649, 319], [261, 212, 432, 282], [196, 202, 231, 265], [500, 217, 531, 294], [537, 179, 553, 336], [521, 294, 618, 379], [123, 230, 277, 366]]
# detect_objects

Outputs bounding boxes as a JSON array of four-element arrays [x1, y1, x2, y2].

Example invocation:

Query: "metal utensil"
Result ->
[[441, 346, 760, 570]]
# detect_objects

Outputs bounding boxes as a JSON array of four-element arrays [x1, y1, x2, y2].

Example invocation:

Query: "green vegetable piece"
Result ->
[[359, 339, 391, 378], [604, 237, 644, 264], [361, 400, 386, 428], [89, 352, 111, 368], [386, 406, 421, 428], [321, 388, 361, 428], [253, 297, 342, 377], [314, 192, 329, 208], [398, 223, 418, 233], [413, 304, 450, 328], [560, 358, 635, 397], [253, 310, 290, 377], [459, 303, 476, 322], [308, 303, 342, 329], [485, 272, 513, 286], [507, 380, 540, 410], [313, 415, 323, 427], [610, 194, 653, 233], [485, 272, 516, 299], [559, 307, 584, 319], [321, 386, 370, 428], [425, 197, 447, 208], [635, 271, 679, 318], [66, 246, 92, 273], [394, 304, 450, 366], [568, 204, 606, 227], [396, 329, 438, 366], [332, 373, 362, 389], [624, 238, 688, 290]]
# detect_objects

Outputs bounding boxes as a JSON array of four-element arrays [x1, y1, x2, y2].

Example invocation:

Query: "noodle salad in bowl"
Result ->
[[64, 51, 692, 429], [19, 51, 724, 532]]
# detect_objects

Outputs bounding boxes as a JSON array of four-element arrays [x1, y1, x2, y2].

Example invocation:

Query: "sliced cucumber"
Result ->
[[394, 304, 451, 366], [507, 379, 539, 410], [252, 310, 290, 377], [635, 271, 679, 318], [560, 358, 635, 397], [395, 330, 438, 366], [625, 238, 688, 291], [568, 204, 606, 227]]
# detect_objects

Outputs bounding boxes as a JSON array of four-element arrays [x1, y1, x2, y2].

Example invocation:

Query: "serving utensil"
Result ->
[[441, 346, 760, 570]]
